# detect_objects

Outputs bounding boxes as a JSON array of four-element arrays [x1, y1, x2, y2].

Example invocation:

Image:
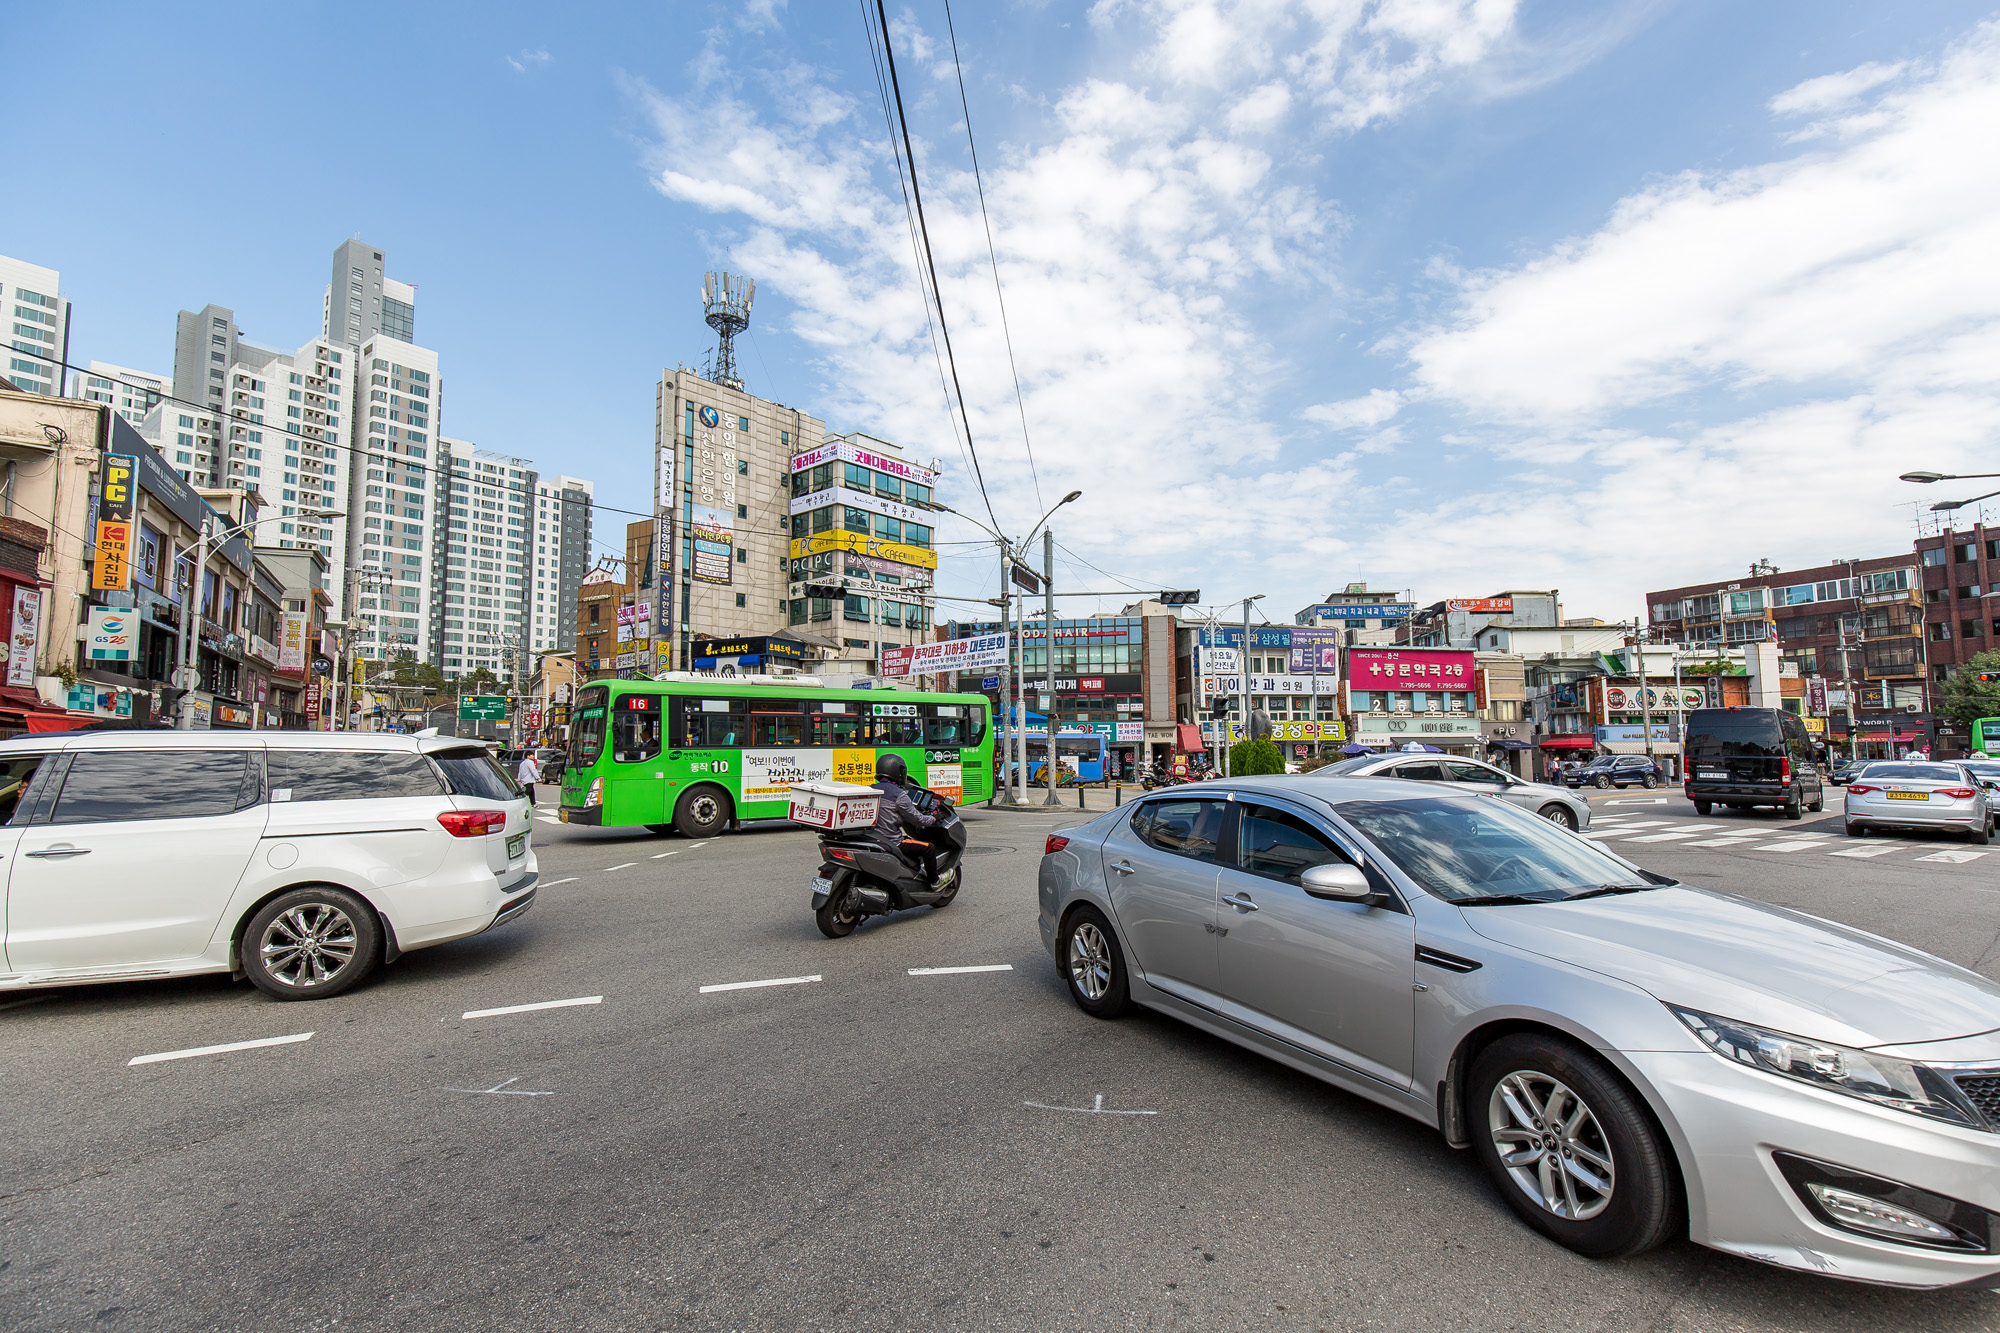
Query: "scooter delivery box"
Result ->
[[787, 780, 881, 831]]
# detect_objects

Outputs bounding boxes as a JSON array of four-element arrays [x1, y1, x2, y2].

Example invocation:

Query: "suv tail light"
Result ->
[[1780, 756, 1792, 783], [1044, 834, 1070, 855], [438, 810, 508, 838]]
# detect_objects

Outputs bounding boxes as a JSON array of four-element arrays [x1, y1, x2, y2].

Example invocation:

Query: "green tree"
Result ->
[[1228, 738, 1287, 775], [1942, 650, 2000, 727], [460, 666, 501, 695]]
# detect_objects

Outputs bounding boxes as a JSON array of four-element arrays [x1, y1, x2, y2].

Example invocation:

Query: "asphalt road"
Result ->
[[5, 787, 2000, 1331]]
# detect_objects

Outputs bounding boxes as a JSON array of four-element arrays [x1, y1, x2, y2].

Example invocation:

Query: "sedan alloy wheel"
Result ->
[[1068, 920, 1113, 1000], [1488, 1070, 1616, 1220]]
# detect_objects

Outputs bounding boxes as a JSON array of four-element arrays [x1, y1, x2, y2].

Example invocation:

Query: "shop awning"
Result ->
[[1538, 734, 1599, 750], [1485, 738, 1535, 750], [1176, 724, 1206, 752], [1602, 741, 1681, 756]]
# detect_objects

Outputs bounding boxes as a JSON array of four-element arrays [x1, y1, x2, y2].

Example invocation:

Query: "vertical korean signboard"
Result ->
[[278, 611, 306, 671], [655, 442, 677, 653], [8, 587, 40, 687], [93, 453, 137, 591], [690, 405, 735, 584]]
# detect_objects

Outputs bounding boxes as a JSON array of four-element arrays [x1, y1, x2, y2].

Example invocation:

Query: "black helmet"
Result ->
[[876, 753, 908, 784]]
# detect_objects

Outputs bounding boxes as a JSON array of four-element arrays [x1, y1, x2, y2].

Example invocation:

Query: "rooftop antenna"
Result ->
[[701, 271, 754, 390]]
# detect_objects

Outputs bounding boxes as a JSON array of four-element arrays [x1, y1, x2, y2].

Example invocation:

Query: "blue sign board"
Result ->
[[1595, 725, 1672, 743], [1299, 602, 1415, 623], [1196, 627, 1296, 648], [982, 675, 999, 690]]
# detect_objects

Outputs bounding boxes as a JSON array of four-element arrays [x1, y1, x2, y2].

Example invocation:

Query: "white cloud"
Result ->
[[1304, 388, 1403, 430], [1770, 59, 1909, 116], [505, 48, 552, 74], [1378, 21, 2000, 611]]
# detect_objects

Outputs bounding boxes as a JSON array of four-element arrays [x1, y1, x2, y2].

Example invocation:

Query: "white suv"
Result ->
[[0, 731, 537, 1000]]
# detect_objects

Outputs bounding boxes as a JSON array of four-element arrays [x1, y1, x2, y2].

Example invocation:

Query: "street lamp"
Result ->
[[1931, 490, 2000, 512], [1900, 471, 2000, 483]]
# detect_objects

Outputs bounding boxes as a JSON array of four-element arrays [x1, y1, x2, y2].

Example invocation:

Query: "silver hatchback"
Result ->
[[1317, 752, 1592, 832], [1039, 776, 2000, 1287], [1844, 761, 1993, 844]]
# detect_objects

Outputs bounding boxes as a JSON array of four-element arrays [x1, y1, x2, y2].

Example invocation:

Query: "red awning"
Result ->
[[0, 686, 85, 732], [23, 713, 84, 733], [1538, 734, 1598, 750], [1176, 723, 1206, 752]]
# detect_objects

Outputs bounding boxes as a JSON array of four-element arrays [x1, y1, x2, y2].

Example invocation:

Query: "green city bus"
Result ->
[[1976, 717, 2000, 757], [557, 675, 992, 836]]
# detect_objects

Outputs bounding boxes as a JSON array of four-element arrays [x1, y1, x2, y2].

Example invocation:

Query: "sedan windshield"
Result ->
[[1336, 795, 1653, 904]]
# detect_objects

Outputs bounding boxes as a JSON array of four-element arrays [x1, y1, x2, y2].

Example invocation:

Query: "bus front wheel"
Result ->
[[673, 785, 733, 839]]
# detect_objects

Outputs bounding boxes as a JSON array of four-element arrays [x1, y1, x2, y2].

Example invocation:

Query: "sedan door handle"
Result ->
[[25, 846, 89, 859], [1221, 893, 1260, 912], [1110, 861, 1135, 876]]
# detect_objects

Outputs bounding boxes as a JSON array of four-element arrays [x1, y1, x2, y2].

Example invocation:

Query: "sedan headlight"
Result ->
[[1671, 1006, 1983, 1129]]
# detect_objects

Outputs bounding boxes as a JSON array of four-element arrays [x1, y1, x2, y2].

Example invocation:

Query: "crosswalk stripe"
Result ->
[[1625, 831, 1702, 842], [1915, 849, 1990, 864], [1828, 845, 1901, 859]]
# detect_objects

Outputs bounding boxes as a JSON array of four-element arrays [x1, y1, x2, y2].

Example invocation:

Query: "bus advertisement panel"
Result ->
[[558, 679, 991, 834]]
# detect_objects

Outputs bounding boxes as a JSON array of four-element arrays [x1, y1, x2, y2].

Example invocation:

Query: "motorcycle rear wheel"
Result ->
[[815, 882, 862, 938]]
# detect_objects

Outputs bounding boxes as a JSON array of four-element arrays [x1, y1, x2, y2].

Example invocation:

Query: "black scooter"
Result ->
[[810, 783, 967, 938]]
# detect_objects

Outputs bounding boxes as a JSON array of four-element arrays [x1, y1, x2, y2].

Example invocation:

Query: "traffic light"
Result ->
[[1158, 589, 1200, 606], [1977, 673, 2000, 683], [1208, 696, 1229, 719], [158, 686, 186, 720]]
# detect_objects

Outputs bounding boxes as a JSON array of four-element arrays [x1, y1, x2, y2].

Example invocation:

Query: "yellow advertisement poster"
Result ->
[[92, 519, 133, 591], [831, 747, 876, 784], [788, 530, 939, 571]]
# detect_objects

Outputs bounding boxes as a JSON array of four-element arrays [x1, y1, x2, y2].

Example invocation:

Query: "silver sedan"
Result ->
[[1316, 752, 1592, 832], [1038, 775, 2000, 1287], [1844, 761, 1993, 844]]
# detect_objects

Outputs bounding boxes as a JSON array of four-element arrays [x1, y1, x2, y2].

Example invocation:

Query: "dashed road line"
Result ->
[[543, 877, 579, 887], [699, 974, 821, 994], [462, 995, 603, 1020], [651, 851, 680, 859], [129, 1032, 313, 1067], [909, 964, 1014, 975]]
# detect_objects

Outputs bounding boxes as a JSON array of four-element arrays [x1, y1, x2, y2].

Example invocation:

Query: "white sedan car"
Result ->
[[0, 731, 537, 1000]]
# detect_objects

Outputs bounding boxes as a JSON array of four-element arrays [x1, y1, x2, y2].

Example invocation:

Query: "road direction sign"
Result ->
[[459, 695, 509, 721]]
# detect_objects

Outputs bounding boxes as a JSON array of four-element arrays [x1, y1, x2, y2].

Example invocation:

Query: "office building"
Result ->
[[77, 361, 169, 425], [1, 254, 68, 398], [784, 430, 938, 665]]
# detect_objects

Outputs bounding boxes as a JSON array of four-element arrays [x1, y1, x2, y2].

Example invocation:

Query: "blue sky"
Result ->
[[12, 1, 2000, 625]]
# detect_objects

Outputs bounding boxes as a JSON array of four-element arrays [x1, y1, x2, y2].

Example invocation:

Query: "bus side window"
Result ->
[[923, 704, 964, 746], [680, 697, 747, 748], [751, 704, 808, 747], [874, 715, 922, 746], [613, 711, 662, 764], [814, 710, 864, 747]]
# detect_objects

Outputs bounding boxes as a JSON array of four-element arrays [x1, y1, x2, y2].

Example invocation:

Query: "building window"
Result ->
[[734, 593, 747, 608]]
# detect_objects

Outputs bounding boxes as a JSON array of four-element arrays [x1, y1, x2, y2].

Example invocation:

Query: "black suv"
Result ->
[[1563, 755, 1663, 789], [1683, 707, 1825, 819]]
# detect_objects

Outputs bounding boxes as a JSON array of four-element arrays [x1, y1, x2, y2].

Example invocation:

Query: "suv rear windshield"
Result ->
[[432, 747, 523, 801], [1684, 708, 1784, 759]]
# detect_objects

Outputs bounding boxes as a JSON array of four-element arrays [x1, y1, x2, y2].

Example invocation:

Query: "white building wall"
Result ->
[[78, 361, 169, 424], [532, 474, 594, 655], [0, 254, 67, 397], [439, 437, 534, 681], [348, 335, 441, 661]]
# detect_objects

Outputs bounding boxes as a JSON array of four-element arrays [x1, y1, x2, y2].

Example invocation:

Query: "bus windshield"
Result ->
[[569, 686, 609, 772]]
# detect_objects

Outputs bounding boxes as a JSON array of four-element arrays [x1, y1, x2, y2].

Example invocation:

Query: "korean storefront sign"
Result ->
[[8, 587, 40, 687], [84, 606, 135, 661], [1603, 684, 1705, 712], [881, 632, 1009, 679], [92, 452, 137, 591], [1446, 597, 1514, 614], [789, 529, 939, 571], [1345, 648, 1476, 692], [278, 612, 306, 671], [789, 439, 937, 488], [690, 406, 736, 585]]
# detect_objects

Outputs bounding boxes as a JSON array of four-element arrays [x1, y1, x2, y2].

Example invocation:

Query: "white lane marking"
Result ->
[[908, 964, 1014, 975], [1828, 845, 1901, 859], [543, 877, 579, 887], [1604, 797, 1670, 806], [1025, 1093, 1158, 1116], [699, 974, 822, 994], [1916, 849, 1990, 864], [129, 1031, 313, 1066], [1594, 819, 1676, 830], [1624, 831, 1701, 843], [651, 851, 680, 859], [462, 995, 603, 1020], [1683, 837, 1770, 848], [602, 862, 636, 872], [446, 1076, 557, 1097], [1756, 840, 1834, 852]]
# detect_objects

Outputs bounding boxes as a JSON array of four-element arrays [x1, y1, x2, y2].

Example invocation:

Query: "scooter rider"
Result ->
[[868, 754, 941, 885]]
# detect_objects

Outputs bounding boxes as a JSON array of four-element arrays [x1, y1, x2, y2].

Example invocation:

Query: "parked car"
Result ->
[[0, 732, 537, 1001], [1828, 761, 1866, 786], [1683, 707, 1825, 819], [1316, 752, 1591, 831], [1562, 755, 1663, 790], [1039, 775, 2000, 1287], [1844, 760, 1993, 843]]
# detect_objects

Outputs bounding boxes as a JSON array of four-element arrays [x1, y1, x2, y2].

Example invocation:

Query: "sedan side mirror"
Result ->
[[1301, 862, 1373, 901]]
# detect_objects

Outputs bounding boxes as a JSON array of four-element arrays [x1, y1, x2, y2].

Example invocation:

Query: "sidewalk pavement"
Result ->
[[980, 785, 1138, 814]]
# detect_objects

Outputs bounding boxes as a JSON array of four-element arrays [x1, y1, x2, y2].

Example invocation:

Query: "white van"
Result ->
[[0, 731, 537, 1000]]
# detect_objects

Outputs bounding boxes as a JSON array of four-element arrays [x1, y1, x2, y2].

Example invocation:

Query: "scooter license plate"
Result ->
[[811, 875, 833, 899]]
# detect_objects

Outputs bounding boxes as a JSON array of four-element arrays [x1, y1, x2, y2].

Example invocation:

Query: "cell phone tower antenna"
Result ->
[[701, 271, 754, 390]]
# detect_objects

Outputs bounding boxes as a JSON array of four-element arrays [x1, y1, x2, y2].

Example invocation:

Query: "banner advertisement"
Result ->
[[789, 529, 938, 571], [657, 445, 677, 508], [1446, 597, 1514, 614], [880, 632, 1010, 679], [278, 612, 306, 670], [1807, 676, 1828, 717], [788, 439, 937, 487], [1299, 602, 1416, 623], [8, 587, 40, 687], [1345, 648, 1476, 691], [1115, 721, 1144, 742], [84, 606, 135, 661], [690, 415, 738, 585], [788, 486, 933, 527], [1286, 628, 1343, 675], [1198, 674, 1338, 701], [741, 748, 834, 801], [91, 452, 137, 592], [654, 520, 674, 647]]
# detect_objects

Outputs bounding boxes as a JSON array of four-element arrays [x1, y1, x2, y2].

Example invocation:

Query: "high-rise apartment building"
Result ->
[[1, 255, 68, 397], [349, 334, 441, 662], [438, 437, 534, 680], [326, 240, 415, 347], [77, 362, 168, 424], [532, 474, 594, 654]]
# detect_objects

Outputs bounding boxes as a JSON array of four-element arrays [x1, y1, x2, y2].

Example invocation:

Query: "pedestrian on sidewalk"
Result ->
[[517, 752, 542, 806]]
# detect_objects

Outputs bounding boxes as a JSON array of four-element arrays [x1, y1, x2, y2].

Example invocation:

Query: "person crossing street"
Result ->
[[517, 751, 542, 806]]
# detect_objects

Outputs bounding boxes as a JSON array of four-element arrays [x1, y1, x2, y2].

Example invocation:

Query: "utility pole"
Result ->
[[173, 516, 214, 730], [993, 538, 1018, 808], [1635, 619, 1656, 770], [1044, 528, 1059, 806]]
